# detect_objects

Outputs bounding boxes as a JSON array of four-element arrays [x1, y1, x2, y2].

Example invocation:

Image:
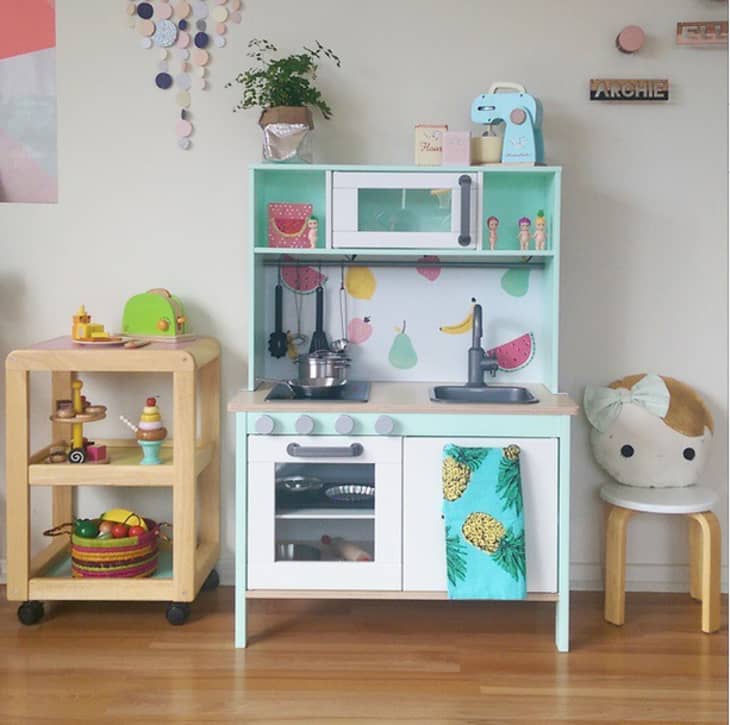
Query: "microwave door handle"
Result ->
[[457, 174, 472, 247], [286, 442, 364, 458]]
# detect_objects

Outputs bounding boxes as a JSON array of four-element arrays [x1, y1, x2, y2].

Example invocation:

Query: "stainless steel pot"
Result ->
[[296, 351, 350, 382]]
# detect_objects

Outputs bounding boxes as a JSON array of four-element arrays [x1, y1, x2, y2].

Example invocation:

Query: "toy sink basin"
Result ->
[[430, 385, 538, 404], [122, 288, 188, 338]]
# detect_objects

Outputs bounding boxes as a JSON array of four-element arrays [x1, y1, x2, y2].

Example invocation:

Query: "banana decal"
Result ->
[[439, 298, 477, 335]]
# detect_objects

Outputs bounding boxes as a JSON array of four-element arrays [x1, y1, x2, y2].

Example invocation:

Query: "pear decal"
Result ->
[[388, 320, 418, 369]]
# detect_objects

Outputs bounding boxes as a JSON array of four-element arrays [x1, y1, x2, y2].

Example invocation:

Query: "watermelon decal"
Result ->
[[486, 333, 535, 372], [280, 255, 327, 293]]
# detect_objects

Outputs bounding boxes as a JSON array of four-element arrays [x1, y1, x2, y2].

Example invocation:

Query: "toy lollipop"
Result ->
[[120, 397, 168, 465]]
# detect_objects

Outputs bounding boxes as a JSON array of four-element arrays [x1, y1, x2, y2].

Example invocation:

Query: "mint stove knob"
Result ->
[[374, 415, 394, 435], [335, 415, 354, 435], [295, 415, 315, 435], [255, 415, 275, 435]]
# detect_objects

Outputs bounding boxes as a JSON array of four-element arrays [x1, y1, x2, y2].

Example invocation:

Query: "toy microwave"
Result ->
[[121, 288, 190, 340]]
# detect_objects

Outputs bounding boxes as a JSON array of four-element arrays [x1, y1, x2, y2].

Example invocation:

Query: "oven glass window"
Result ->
[[357, 188, 452, 233], [274, 462, 375, 563]]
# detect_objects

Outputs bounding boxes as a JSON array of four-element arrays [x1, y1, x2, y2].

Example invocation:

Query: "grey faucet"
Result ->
[[466, 304, 498, 387]]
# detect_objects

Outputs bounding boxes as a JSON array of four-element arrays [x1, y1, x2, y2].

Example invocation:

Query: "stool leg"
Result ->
[[604, 505, 635, 626], [688, 516, 701, 601], [689, 511, 721, 634]]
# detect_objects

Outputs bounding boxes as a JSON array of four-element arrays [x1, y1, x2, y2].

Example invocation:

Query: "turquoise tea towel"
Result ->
[[442, 444, 526, 600]]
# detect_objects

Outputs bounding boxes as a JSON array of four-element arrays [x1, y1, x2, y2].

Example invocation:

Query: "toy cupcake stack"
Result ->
[[120, 397, 168, 465]]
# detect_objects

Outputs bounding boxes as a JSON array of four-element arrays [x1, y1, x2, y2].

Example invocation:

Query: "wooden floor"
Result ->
[[0, 588, 726, 723]]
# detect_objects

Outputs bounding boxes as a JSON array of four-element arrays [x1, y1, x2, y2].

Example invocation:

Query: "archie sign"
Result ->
[[589, 79, 669, 102]]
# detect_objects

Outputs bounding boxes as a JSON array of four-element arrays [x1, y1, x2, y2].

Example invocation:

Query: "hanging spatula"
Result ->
[[268, 269, 288, 359], [309, 282, 329, 353]]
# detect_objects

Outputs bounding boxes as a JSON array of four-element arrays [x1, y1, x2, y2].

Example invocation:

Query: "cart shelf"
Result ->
[[28, 440, 215, 486]]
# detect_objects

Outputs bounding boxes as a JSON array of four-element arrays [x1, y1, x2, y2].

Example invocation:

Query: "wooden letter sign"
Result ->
[[676, 21, 728, 46], [589, 79, 669, 102]]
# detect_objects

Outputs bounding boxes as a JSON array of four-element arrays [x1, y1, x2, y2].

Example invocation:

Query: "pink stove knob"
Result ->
[[255, 415, 275, 435], [374, 415, 394, 435], [335, 415, 354, 435], [295, 415, 315, 435]]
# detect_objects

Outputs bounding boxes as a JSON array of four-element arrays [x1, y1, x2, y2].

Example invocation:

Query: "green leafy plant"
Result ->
[[226, 38, 341, 118]]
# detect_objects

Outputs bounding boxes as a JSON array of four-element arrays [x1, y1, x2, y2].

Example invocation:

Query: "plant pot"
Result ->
[[258, 106, 314, 163]]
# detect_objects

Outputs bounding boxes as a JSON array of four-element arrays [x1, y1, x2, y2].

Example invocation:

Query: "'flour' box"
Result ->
[[414, 124, 447, 165]]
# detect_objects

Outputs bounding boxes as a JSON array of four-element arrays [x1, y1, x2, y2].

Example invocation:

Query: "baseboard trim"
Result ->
[[0, 558, 726, 594]]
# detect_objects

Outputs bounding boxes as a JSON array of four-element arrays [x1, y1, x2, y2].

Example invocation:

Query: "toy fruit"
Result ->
[[99, 508, 148, 531], [98, 520, 115, 536], [74, 518, 99, 538], [112, 523, 130, 538], [128, 525, 146, 537]]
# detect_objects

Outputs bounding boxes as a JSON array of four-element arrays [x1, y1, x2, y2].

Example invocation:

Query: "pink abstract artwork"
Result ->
[[0, 0, 57, 203]]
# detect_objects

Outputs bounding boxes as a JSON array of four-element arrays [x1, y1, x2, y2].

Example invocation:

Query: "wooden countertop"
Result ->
[[228, 382, 579, 416]]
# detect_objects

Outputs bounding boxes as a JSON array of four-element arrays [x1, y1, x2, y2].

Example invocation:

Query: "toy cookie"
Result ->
[[584, 373, 713, 488]]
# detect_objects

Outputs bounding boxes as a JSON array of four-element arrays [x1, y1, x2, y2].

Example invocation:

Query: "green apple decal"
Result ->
[[389, 320, 418, 369]]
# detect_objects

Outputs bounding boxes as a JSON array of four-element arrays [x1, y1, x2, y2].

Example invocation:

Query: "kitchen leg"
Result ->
[[555, 417, 571, 652], [235, 412, 248, 648]]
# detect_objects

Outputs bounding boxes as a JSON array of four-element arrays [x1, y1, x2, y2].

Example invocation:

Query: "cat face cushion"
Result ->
[[584, 374, 713, 488]]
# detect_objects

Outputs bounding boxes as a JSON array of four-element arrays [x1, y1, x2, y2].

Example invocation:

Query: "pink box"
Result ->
[[441, 131, 472, 165]]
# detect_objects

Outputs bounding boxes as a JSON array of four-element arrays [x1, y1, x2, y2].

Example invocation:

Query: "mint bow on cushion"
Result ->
[[583, 374, 670, 432]]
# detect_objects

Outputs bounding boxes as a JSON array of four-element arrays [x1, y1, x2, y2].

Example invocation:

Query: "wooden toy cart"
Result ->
[[5, 336, 221, 625]]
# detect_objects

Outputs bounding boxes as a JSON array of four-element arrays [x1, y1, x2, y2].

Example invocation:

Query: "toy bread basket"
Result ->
[[44, 519, 170, 578]]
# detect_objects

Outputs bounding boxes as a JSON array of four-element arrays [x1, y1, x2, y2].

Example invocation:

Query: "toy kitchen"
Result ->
[[228, 88, 579, 651]]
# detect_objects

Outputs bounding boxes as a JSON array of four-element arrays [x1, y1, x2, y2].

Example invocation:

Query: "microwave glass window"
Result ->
[[274, 462, 376, 563], [357, 188, 452, 233]]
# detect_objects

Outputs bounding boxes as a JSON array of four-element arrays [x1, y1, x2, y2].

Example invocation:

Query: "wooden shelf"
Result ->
[[253, 247, 555, 258], [275, 507, 375, 519], [28, 549, 176, 601], [27, 440, 214, 486]]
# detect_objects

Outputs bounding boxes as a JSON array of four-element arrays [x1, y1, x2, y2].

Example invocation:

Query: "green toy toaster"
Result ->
[[122, 288, 189, 339]]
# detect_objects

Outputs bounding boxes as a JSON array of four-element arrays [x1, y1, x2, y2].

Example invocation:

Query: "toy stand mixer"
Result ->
[[471, 82, 544, 165]]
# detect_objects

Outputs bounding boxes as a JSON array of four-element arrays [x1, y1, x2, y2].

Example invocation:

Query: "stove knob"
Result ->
[[295, 415, 315, 435], [254, 415, 275, 435], [335, 415, 354, 435], [374, 415, 394, 435]]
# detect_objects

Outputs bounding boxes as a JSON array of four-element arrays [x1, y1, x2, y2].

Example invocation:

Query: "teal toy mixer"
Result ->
[[471, 82, 544, 165]]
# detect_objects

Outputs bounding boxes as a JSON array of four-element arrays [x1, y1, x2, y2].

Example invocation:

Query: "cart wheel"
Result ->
[[17, 600, 44, 625], [68, 447, 86, 464], [165, 602, 191, 626], [201, 569, 219, 592]]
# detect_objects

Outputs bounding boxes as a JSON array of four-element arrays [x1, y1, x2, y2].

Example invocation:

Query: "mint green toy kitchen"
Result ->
[[228, 164, 579, 651]]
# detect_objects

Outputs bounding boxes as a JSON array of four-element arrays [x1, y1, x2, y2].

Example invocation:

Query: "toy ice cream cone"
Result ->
[[120, 397, 167, 465]]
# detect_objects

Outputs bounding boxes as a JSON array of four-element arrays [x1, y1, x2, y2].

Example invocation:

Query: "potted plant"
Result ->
[[226, 38, 341, 162]]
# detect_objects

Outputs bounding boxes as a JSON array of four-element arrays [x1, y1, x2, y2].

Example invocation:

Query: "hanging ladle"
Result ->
[[331, 263, 349, 353]]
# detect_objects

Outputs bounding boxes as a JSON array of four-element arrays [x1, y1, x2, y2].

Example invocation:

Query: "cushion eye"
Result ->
[[620, 444, 634, 458], [683, 447, 696, 461]]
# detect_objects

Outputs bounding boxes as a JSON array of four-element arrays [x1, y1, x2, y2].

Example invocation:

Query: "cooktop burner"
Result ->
[[265, 381, 371, 402]]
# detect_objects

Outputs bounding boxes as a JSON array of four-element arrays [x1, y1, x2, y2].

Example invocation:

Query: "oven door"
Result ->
[[247, 436, 402, 590], [331, 172, 479, 249]]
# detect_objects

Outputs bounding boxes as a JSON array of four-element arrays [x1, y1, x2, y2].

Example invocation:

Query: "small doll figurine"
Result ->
[[533, 209, 547, 250], [584, 374, 714, 488], [517, 216, 531, 251], [307, 217, 319, 248], [486, 216, 499, 250]]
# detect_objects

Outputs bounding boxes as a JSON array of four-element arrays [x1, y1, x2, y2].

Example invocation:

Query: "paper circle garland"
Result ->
[[127, 0, 240, 149]]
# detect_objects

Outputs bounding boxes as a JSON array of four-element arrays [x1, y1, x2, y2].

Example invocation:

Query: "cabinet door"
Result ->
[[248, 436, 402, 590], [403, 437, 557, 592], [331, 172, 479, 249]]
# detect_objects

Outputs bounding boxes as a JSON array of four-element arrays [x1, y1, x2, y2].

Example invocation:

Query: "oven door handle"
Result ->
[[286, 442, 364, 458], [457, 174, 472, 247]]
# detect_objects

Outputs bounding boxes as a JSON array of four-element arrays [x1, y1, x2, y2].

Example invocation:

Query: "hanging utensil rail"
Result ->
[[261, 258, 545, 269]]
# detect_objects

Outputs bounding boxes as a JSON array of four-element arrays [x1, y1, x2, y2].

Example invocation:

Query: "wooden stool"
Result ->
[[600, 481, 721, 633]]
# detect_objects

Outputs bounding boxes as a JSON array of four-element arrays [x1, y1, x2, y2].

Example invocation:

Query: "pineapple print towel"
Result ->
[[442, 444, 526, 600]]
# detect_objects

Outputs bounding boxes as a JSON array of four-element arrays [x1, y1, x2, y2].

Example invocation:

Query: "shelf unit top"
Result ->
[[250, 163, 562, 174]]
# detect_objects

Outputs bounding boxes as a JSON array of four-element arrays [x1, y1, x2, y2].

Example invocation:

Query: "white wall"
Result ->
[[1, 0, 726, 591]]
